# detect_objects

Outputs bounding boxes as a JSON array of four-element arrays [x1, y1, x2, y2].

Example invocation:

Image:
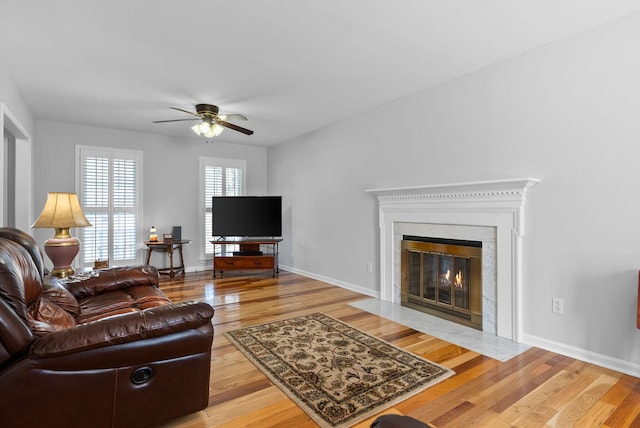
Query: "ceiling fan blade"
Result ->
[[153, 118, 200, 123], [219, 113, 248, 121], [216, 119, 254, 135], [169, 107, 199, 117]]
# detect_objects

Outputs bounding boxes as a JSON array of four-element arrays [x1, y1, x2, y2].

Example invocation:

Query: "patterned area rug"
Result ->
[[224, 312, 454, 427]]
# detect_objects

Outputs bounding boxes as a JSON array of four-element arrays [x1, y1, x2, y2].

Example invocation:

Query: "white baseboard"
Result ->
[[521, 332, 640, 378], [184, 264, 211, 274], [182, 263, 639, 378], [279, 265, 379, 299]]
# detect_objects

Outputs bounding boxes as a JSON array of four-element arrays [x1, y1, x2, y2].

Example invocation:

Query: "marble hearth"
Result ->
[[366, 178, 539, 342]]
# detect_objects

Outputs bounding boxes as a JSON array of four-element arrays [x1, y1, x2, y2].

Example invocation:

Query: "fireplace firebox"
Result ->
[[401, 236, 482, 330]]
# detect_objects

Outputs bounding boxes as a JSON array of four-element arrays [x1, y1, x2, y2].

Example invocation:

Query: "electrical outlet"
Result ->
[[552, 297, 564, 314], [367, 262, 373, 273]]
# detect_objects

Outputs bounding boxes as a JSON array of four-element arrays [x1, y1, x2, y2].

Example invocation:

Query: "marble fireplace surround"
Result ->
[[366, 178, 539, 342]]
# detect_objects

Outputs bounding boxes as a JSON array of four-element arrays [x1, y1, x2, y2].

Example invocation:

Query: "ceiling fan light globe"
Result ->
[[191, 124, 202, 136], [203, 124, 223, 138], [200, 121, 211, 134]]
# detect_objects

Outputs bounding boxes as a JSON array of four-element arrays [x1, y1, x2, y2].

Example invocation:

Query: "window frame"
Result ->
[[75, 145, 143, 269], [199, 156, 246, 261]]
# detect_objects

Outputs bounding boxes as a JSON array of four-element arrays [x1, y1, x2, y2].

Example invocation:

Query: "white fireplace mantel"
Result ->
[[366, 178, 539, 342]]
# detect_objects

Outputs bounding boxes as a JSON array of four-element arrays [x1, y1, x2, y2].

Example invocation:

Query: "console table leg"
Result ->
[[177, 245, 185, 276], [168, 246, 175, 279]]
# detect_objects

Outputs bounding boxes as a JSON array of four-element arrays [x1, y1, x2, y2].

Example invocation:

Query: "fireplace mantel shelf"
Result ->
[[365, 177, 539, 201]]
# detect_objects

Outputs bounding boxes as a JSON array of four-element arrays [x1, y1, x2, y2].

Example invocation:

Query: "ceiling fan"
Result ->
[[153, 104, 253, 138]]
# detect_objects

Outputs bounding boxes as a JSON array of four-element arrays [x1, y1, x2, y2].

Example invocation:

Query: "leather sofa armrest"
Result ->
[[30, 301, 214, 358], [63, 266, 159, 298]]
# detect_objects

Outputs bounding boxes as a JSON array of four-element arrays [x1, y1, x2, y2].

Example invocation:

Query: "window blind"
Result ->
[[200, 157, 246, 258], [77, 146, 141, 267]]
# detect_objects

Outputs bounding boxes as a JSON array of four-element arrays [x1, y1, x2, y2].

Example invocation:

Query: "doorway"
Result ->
[[1, 103, 31, 230]]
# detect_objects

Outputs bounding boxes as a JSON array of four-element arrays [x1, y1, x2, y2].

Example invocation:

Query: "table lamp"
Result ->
[[32, 192, 92, 278]]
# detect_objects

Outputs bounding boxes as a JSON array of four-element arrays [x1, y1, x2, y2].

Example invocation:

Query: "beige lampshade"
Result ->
[[32, 192, 92, 277], [32, 192, 92, 230]]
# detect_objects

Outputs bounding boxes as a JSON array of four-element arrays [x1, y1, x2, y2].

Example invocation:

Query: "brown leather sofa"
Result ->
[[0, 227, 215, 428]]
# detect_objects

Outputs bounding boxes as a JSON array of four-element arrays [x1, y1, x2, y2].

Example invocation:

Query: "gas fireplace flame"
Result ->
[[455, 271, 464, 289], [440, 269, 464, 288]]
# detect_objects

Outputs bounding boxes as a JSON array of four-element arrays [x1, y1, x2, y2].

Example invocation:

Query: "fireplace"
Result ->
[[366, 178, 539, 342], [401, 236, 483, 330]]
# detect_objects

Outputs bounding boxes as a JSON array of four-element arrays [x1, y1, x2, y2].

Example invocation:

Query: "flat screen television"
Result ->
[[212, 196, 282, 238]]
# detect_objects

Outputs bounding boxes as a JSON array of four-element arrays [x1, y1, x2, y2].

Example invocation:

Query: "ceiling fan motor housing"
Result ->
[[195, 104, 219, 117]]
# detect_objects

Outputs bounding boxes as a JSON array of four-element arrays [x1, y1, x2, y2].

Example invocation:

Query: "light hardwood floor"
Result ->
[[158, 270, 640, 428]]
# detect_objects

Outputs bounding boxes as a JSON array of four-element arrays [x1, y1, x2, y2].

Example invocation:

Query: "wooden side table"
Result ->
[[144, 239, 191, 279]]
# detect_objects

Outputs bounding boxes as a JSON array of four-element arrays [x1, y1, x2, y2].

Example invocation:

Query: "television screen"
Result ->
[[212, 196, 282, 237]]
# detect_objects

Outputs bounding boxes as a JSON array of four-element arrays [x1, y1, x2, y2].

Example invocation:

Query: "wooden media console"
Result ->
[[211, 237, 282, 278]]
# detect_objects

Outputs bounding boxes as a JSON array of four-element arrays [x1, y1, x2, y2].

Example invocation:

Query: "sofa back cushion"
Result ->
[[65, 266, 159, 298], [0, 227, 46, 278], [0, 238, 42, 312]]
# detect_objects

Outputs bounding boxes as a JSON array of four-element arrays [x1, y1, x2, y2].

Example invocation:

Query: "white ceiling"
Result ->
[[1, 1, 640, 147]]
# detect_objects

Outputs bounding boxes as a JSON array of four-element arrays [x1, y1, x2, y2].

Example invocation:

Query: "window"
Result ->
[[200, 157, 246, 259], [76, 146, 142, 268]]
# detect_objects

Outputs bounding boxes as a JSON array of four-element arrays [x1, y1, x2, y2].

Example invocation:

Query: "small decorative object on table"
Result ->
[[172, 226, 182, 241], [163, 233, 173, 243], [149, 226, 158, 242], [93, 259, 109, 269]]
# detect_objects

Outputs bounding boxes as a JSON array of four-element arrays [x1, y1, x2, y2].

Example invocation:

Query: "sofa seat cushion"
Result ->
[[75, 286, 172, 324], [126, 285, 172, 308], [76, 306, 140, 324], [77, 291, 136, 323]]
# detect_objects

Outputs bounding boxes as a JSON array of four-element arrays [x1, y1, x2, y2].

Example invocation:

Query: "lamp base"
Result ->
[[44, 237, 80, 278]]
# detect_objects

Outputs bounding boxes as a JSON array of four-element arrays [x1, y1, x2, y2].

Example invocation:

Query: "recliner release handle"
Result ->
[[131, 366, 154, 385]]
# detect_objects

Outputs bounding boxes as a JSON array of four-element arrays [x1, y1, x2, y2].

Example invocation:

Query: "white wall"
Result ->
[[33, 120, 268, 270], [268, 13, 640, 372]]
